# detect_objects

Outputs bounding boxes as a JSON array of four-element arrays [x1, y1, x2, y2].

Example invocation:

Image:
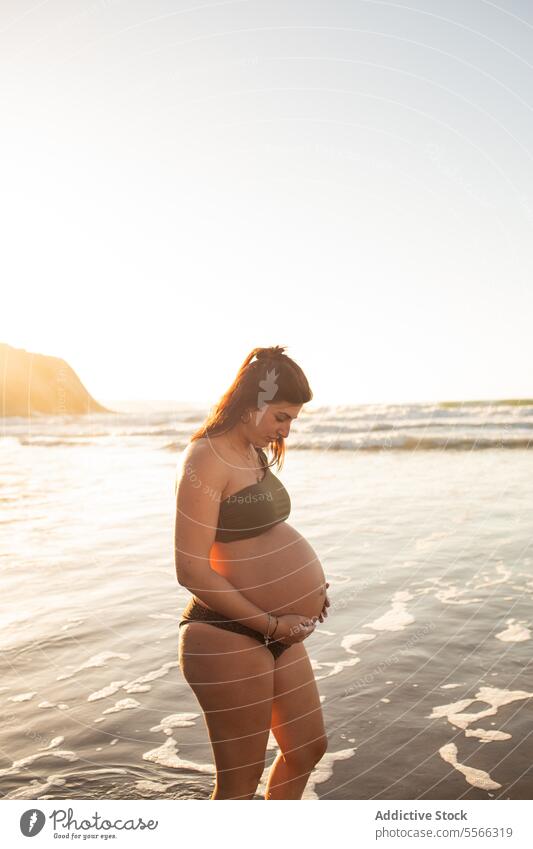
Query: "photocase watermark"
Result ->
[[181, 461, 273, 506], [181, 461, 221, 504], [20, 809, 46, 837], [225, 490, 273, 505], [3, 714, 59, 750], [278, 616, 320, 645], [25, 727, 55, 748], [255, 366, 280, 426], [50, 807, 158, 833], [19, 807, 159, 837], [343, 621, 435, 696], [424, 142, 476, 199], [77, 0, 126, 22], [55, 365, 68, 415], [494, 415, 532, 450]]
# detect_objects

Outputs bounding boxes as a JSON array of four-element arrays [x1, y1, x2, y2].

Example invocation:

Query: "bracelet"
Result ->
[[264, 613, 279, 645], [264, 613, 272, 645]]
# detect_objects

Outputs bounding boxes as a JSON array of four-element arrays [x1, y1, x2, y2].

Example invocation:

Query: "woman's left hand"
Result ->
[[317, 582, 330, 623]]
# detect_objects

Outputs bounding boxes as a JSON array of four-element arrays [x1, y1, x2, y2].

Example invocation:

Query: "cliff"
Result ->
[[0, 343, 112, 416]]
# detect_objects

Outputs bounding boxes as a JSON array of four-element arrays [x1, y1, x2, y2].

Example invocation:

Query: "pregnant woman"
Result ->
[[174, 346, 330, 800]]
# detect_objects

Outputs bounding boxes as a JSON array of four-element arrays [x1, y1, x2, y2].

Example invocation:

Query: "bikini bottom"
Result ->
[[178, 596, 291, 661]]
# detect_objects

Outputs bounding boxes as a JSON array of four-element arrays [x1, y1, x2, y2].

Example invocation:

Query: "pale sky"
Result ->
[[2, 0, 533, 405]]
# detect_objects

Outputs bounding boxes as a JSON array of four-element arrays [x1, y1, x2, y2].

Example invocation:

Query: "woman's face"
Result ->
[[250, 402, 303, 446]]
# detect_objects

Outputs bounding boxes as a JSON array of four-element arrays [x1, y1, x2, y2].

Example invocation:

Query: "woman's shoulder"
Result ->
[[179, 436, 215, 464], [177, 436, 267, 479], [176, 437, 228, 479]]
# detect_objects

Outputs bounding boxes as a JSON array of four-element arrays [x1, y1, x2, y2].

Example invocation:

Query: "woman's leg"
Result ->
[[265, 641, 328, 800], [179, 622, 275, 799]]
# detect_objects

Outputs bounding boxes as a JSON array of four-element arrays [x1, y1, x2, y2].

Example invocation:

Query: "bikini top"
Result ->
[[215, 451, 291, 543]]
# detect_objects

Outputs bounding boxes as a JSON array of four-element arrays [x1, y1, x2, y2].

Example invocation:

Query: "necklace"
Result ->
[[226, 434, 263, 483]]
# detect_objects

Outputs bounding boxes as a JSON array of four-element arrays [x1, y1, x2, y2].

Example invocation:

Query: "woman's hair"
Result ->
[[190, 345, 313, 470]]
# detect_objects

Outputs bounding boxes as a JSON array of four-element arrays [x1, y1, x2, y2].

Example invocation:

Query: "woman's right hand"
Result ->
[[271, 613, 316, 645]]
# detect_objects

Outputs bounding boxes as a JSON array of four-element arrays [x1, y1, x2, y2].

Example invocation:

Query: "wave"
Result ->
[[17, 438, 99, 447], [436, 398, 533, 408], [5, 399, 533, 453], [162, 435, 533, 452], [301, 420, 533, 434]]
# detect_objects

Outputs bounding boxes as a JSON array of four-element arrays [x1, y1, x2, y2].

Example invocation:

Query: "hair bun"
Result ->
[[256, 345, 286, 360]]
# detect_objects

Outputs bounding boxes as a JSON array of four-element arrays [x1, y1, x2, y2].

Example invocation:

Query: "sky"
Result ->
[[2, 0, 533, 405]]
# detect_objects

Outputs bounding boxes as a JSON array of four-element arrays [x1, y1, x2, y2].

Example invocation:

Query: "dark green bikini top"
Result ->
[[215, 452, 291, 543]]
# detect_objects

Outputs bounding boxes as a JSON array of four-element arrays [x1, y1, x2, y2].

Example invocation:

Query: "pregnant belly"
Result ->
[[208, 521, 327, 620]]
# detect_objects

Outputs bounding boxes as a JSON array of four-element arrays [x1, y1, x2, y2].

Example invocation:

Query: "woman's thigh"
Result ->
[[179, 622, 275, 781], [270, 642, 328, 764]]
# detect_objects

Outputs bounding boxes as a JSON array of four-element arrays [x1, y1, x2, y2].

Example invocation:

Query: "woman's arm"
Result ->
[[174, 441, 273, 636]]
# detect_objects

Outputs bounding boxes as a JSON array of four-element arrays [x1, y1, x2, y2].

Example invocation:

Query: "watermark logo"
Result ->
[[255, 367, 279, 425], [20, 809, 45, 837]]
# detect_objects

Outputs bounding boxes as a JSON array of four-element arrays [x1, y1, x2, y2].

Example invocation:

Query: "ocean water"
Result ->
[[1, 400, 532, 800]]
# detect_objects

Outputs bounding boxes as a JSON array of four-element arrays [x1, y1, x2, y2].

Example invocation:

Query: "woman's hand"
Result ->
[[317, 582, 330, 623], [272, 613, 316, 645]]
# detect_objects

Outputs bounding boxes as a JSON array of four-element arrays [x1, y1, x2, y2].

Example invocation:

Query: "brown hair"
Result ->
[[190, 345, 313, 471]]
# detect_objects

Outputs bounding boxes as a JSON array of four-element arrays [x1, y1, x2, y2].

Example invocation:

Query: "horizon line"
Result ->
[[100, 396, 533, 407]]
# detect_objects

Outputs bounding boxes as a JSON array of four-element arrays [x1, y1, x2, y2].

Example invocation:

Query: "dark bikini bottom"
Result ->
[[178, 596, 291, 661]]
